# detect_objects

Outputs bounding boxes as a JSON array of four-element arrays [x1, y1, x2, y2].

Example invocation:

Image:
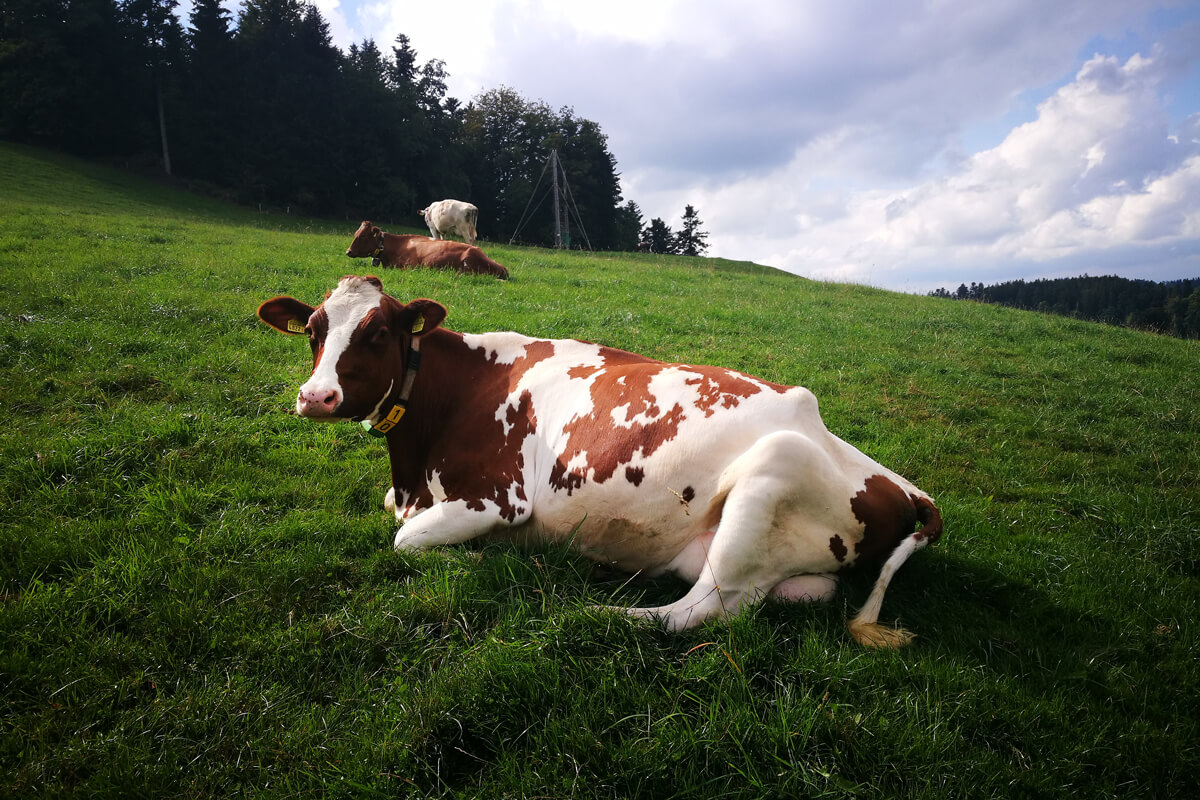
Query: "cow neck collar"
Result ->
[[371, 229, 386, 266], [361, 334, 422, 438]]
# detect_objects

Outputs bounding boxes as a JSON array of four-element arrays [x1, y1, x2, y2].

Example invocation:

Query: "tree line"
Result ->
[[0, 0, 708, 252], [640, 205, 709, 256], [930, 275, 1200, 339]]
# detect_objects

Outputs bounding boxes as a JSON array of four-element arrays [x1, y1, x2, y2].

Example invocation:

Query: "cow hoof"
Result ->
[[594, 604, 666, 627], [846, 619, 916, 649]]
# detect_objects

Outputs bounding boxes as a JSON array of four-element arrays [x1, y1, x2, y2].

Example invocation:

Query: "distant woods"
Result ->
[[0, 0, 706, 253], [930, 275, 1200, 340]]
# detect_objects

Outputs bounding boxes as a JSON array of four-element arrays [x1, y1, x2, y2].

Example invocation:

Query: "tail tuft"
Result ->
[[847, 619, 916, 648]]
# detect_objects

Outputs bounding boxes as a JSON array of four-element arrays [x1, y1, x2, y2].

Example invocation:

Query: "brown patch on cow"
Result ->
[[829, 535, 848, 562], [549, 463, 586, 495], [625, 466, 645, 486], [849, 474, 920, 564], [386, 333, 554, 524], [611, 368, 663, 423], [510, 340, 557, 384], [549, 360, 688, 493], [684, 366, 769, 417], [568, 365, 601, 380], [454, 388, 538, 522]]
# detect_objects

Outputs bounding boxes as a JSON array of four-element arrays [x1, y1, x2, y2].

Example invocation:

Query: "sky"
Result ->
[[217, 1, 1200, 292]]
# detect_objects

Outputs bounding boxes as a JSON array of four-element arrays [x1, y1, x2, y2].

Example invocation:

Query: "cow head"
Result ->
[[257, 276, 446, 423], [345, 221, 384, 259]]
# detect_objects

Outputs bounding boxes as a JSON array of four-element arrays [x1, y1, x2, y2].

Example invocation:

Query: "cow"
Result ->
[[345, 221, 509, 279], [257, 276, 943, 647], [420, 199, 478, 245]]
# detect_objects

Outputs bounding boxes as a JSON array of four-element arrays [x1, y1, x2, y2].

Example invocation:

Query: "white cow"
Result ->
[[420, 199, 479, 246]]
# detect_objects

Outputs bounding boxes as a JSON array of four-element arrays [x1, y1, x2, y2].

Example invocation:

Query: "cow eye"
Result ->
[[370, 326, 390, 346]]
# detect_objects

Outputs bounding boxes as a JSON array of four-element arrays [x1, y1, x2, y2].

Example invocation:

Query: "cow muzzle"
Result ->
[[297, 385, 341, 418]]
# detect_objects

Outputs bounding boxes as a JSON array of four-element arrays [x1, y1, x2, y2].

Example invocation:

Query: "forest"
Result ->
[[0, 0, 668, 250], [929, 275, 1200, 339]]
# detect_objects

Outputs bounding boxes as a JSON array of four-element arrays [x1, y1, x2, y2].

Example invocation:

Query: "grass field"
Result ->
[[1, 141, 1198, 798]]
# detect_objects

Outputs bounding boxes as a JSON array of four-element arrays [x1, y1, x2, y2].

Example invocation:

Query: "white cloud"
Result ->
[[867, 52, 1200, 278], [274, 1, 1200, 290], [629, 47, 1199, 292]]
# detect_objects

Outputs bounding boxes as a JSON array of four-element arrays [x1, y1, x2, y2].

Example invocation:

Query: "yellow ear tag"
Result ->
[[287, 318, 305, 333], [411, 315, 425, 334]]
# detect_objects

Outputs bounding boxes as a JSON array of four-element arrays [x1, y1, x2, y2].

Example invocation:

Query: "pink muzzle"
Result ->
[[297, 385, 340, 416]]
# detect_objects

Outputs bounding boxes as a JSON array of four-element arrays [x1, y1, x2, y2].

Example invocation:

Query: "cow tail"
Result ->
[[846, 494, 943, 648], [913, 496, 943, 545], [466, 207, 478, 243]]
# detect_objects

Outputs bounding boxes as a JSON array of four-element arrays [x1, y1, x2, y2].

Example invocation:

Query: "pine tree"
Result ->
[[613, 201, 644, 251], [644, 218, 675, 254], [674, 204, 709, 256], [179, 0, 236, 179]]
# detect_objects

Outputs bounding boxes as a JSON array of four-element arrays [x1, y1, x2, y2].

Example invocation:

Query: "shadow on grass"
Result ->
[[836, 548, 1164, 695], [455, 535, 1146, 690]]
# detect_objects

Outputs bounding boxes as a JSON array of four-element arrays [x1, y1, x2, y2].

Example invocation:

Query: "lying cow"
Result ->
[[345, 221, 508, 279], [420, 199, 478, 245], [257, 276, 942, 646]]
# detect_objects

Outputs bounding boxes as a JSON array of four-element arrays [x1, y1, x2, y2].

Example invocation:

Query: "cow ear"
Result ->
[[397, 298, 447, 337], [257, 296, 316, 335]]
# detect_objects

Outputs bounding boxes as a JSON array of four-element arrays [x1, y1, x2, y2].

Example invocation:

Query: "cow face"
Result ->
[[257, 276, 446, 422], [345, 221, 383, 258]]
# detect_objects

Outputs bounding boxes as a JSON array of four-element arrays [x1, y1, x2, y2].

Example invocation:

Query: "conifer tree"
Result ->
[[674, 204, 709, 256], [644, 218, 675, 254]]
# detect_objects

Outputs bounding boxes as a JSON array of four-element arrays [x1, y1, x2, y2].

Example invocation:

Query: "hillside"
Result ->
[[1, 143, 1197, 799]]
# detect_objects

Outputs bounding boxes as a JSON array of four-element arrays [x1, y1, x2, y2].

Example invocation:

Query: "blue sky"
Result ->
[[196, 1, 1200, 292]]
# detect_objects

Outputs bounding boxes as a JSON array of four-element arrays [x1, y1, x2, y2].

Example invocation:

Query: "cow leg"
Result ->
[[392, 500, 513, 552], [618, 431, 835, 631]]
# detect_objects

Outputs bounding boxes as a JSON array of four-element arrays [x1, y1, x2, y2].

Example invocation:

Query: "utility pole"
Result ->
[[550, 149, 563, 248], [157, 80, 172, 176], [509, 148, 587, 249]]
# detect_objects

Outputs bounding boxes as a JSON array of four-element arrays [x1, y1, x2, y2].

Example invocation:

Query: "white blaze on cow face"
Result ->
[[296, 277, 385, 419]]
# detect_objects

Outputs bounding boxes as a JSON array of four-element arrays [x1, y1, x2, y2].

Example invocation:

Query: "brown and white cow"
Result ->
[[257, 276, 942, 647], [420, 199, 478, 245], [345, 221, 508, 279]]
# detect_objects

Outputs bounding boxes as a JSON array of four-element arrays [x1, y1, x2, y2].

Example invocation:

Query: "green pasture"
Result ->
[[1, 142, 1197, 798]]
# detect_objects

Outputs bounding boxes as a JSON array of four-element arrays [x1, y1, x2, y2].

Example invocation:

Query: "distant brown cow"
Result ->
[[345, 221, 509, 279]]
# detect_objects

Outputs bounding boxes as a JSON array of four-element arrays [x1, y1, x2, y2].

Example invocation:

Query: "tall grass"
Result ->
[[1, 142, 1197, 798]]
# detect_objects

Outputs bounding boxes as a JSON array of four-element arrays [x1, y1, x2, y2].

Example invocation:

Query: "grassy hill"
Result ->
[[1, 142, 1197, 798]]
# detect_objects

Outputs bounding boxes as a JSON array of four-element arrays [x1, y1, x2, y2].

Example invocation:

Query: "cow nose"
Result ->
[[297, 386, 340, 416], [345, 249, 353, 257]]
